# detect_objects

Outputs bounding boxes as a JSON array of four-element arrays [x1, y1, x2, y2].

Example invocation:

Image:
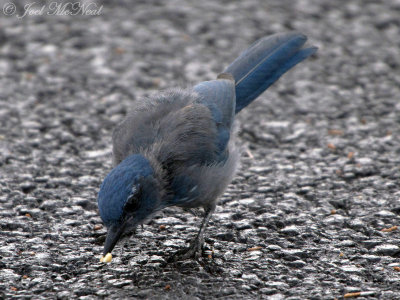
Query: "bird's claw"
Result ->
[[167, 240, 204, 262]]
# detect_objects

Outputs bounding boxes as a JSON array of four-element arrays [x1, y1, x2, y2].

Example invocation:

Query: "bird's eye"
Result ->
[[124, 187, 141, 212]]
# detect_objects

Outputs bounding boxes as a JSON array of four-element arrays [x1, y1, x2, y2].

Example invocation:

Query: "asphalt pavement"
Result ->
[[1, 0, 400, 298]]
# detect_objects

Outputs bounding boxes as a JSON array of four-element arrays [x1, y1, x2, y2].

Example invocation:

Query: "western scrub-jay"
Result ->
[[97, 32, 317, 262]]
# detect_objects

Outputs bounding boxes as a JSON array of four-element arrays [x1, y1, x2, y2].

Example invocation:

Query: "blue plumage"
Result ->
[[225, 32, 317, 112], [98, 154, 154, 226], [97, 32, 317, 260], [194, 79, 235, 159]]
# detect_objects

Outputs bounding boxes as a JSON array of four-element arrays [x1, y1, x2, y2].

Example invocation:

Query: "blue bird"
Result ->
[[97, 32, 317, 261]]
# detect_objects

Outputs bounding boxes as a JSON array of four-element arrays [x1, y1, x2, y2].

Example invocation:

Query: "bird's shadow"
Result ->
[[161, 256, 224, 276], [161, 244, 225, 275]]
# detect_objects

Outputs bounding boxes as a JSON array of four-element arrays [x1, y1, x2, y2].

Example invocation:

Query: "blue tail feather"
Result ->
[[224, 32, 317, 113]]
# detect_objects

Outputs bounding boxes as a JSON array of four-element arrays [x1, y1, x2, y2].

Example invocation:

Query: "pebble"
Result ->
[[372, 244, 400, 256], [280, 225, 301, 236], [287, 260, 306, 268]]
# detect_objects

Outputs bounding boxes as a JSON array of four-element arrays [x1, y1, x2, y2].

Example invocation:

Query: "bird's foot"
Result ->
[[167, 239, 205, 262]]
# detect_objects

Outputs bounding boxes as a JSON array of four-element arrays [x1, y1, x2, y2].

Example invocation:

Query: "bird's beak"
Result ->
[[103, 222, 127, 256]]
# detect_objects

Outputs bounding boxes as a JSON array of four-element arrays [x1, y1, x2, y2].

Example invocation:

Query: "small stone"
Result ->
[[242, 273, 262, 285], [267, 293, 285, 300], [149, 255, 165, 264], [375, 210, 396, 218], [57, 291, 71, 299], [40, 200, 58, 210], [267, 245, 282, 251], [280, 225, 300, 236], [372, 244, 400, 256], [96, 290, 109, 297], [287, 260, 306, 268], [362, 239, 382, 249], [341, 265, 362, 274], [215, 232, 235, 242], [221, 287, 235, 295], [360, 255, 380, 262], [338, 240, 356, 247]]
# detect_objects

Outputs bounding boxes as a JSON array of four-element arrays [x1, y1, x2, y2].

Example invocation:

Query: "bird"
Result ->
[[97, 32, 317, 262]]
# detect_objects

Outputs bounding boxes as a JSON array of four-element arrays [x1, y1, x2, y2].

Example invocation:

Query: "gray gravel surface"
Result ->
[[1, 0, 400, 299]]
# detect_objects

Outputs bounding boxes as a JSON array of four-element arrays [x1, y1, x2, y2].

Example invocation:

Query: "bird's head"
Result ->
[[97, 154, 162, 256]]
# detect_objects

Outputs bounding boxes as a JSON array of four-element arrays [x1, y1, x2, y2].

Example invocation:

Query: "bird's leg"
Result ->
[[168, 204, 215, 262], [191, 204, 215, 253], [182, 207, 203, 217]]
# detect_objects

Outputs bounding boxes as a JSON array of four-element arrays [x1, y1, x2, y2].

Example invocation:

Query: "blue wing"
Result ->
[[193, 78, 236, 160], [224, 32, 317, 113], [164, 79, 236, 206]]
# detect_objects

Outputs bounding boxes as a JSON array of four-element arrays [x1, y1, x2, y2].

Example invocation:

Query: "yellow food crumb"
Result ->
[[381, 225, 397, 232], [327, 143, 336, 150], [344, 292, 362, 298], [100, 253, 112, 263], [247, 246, 262, 251], [104, 253, 112, 262]]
